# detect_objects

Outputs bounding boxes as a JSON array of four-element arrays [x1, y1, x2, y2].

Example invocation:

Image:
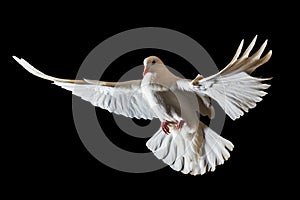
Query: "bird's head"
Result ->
[[143, 56, 164, 76]]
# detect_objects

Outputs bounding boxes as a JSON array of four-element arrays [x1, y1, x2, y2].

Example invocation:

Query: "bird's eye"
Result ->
[[151, 60, 156, 65]]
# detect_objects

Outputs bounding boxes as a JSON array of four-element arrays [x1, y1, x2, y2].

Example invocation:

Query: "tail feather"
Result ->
[[146, 122, 234, 175]]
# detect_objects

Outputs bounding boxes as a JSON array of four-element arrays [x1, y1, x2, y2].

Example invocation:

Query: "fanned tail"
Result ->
[[146, 122, 233, 175]]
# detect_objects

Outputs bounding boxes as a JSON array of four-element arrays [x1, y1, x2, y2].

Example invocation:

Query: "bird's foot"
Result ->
[[176, 120, 184, 129], [161, 121, 170, 135], [161, 120, 184, 134]]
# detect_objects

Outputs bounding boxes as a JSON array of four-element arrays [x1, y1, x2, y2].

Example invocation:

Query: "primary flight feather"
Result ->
[[13, 36, 272, 175]]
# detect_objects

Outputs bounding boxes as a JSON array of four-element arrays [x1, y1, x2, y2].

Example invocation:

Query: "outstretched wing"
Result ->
[[183, 36, 272, 120], [13, 56, 157, 120]]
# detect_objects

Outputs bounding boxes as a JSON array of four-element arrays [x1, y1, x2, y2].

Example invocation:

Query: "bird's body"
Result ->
[[142, 65, 182, 124], [13, 36, 272, 175]]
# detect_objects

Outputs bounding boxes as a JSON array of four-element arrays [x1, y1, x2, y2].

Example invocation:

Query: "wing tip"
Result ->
[[240, 39, 244, 47], [268, 50, 273, 56], [250, 35, 258, 46], [12, 55, 22, 64]]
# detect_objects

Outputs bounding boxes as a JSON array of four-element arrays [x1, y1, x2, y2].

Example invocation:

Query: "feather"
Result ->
[[13, 36, 272, 176], [191, 36, 272, 120], [13, 56, 156, 120], [147, 121, 234, 175]]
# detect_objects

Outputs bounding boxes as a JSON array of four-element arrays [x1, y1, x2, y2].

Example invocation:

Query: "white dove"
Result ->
[[13, 36, 272, 175]]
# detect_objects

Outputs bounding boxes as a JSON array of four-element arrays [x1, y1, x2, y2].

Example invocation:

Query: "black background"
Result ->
[[3, 2, 293, 196]]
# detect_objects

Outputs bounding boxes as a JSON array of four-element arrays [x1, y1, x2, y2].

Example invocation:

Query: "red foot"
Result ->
[[161, 120, 184, 134], [176, 120, 184, 129], [161, 121, 170, 134]]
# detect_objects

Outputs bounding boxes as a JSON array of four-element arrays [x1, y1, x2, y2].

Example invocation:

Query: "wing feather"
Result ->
[[189, 36, 272, 120], [13, 56, 156, 119]]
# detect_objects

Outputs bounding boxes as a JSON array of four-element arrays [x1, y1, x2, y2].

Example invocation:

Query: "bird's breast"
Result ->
[[141, 73, 170, 92]]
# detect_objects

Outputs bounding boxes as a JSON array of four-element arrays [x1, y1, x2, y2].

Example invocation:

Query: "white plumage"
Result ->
[[13, 36, 272, 175]]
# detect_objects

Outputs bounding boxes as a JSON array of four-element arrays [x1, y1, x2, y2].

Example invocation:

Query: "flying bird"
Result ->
[[13, 36, 272, 175]]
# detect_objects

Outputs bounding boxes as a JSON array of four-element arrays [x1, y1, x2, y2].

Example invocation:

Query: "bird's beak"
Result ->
[[143, 66, 150, 76]]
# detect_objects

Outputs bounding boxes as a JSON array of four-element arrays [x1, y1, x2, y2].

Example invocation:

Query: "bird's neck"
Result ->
[[142, 67, 178, 90]]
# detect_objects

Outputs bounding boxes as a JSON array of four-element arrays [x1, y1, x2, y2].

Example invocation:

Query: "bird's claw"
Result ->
[[161, 121, 170, 135], [161, 120, 184, 135], [176, 120, 183, 129]]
